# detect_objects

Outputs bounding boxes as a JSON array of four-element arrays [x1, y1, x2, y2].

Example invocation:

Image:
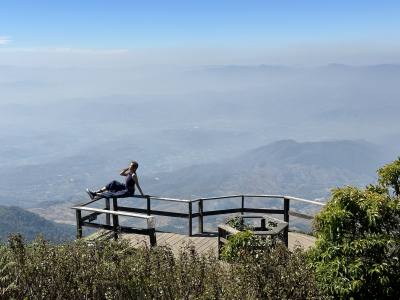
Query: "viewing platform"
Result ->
[[124, 231, 316, 255], [72, 194, 324, 254], [89, 230, 316, 256]]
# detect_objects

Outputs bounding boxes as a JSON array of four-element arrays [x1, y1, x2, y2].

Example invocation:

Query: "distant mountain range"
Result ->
[[0, 205, 75, 243], [144, 139, 384, 200], [1, 62, 398, 235], [3, 139, 390, 231]]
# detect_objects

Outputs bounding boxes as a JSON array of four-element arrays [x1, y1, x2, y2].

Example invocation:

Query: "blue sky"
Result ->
[[1, 0, 400, 49]]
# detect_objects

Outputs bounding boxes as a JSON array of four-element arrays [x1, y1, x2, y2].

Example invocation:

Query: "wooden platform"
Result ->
[[121, 231, 316, 256]]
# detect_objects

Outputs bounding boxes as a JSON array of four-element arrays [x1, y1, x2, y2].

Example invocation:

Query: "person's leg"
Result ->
[[94, 187, 107, 194], [105, 180, 126, 193], [86, 186, 107, 199], [87, 180, 125, 199]]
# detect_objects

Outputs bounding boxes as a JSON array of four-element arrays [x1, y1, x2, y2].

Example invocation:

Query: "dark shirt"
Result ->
[[125, 173, 135, 192]]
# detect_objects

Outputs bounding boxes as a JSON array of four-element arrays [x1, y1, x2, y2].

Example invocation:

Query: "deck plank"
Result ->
[[163, 232, 179, 244], [197, 238, 216, 254], [121, 231, 315, 256], [166, 233, 183, 245], [193, 237, 212, 253]]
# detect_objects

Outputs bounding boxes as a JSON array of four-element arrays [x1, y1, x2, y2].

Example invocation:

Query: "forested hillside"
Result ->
[[0, 205, 75, 242]]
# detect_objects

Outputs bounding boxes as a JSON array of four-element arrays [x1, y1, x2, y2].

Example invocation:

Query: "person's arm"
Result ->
[[133, 174, 145, 196], [120, 167, 129, 176]]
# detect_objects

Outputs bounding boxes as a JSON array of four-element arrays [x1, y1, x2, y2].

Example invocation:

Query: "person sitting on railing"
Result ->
[[86, 160, 144, 200]]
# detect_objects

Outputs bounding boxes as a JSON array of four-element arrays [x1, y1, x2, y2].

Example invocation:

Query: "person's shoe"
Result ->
[[93, 194, 102, 200], [86, 188, 96, 200]]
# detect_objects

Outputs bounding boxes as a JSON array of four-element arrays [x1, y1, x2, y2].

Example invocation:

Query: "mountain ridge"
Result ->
[[144, 139, 384, 199], [3, 139, 389, 228], [0, 205, 75, 242]]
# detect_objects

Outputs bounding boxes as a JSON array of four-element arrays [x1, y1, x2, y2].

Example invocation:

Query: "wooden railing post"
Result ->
[[198, 199, 204, 234], [283, 197, 290, 247], [147, 216, 157, 246], [261, 217, 266, 230], [146, 196, 151, 216], [283, 197, 290, 223], [188, 201, 193, 236], [149, 228, 157, 247], [75, 209, 82, 239], [105, 198, 110, 225], [241, 195, 245, 215], [112, 197, 119, 240]]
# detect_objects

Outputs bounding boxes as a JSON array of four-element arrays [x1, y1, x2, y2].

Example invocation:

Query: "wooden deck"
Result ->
[[121, 231, 316, 256]]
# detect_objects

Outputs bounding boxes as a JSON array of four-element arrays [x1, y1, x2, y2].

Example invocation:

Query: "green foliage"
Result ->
[[310, 186, 400, 299], [220, 230, 272, 261], [0, 234, 323, 299], [236, 244, 325, 300], [0, 244, 17, 296], [226, 216, 250, 231], [378, 157, 400, 196]]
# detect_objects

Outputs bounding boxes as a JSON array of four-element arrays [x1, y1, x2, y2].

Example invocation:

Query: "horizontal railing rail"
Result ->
[[284, 196, 325, 206], [72, 198, 157, 245], [77, 194, 325, 206], [72, 206, 156, 222], [74, 193, 325, 247]]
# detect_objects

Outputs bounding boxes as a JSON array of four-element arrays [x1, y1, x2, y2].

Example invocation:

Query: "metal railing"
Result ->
[[72, 196, 156, 245], [72, 194, 325, 243]]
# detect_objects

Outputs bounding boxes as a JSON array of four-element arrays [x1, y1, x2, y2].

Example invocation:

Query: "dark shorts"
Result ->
[[104, 180, 135, 197], [105, 180, 127, 192]]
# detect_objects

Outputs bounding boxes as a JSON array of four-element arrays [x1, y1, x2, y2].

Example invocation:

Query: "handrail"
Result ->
[[72, 206, 155, 220], [74, 193, 326, 239], [194, 195, 242, 202], [72, 202, 157, 245], [238, 194, 287, 199], [193, 194, 286, 202], [147, 196, 191, 203], [78, 194, 326, 206], [284, 196, 325, 206]]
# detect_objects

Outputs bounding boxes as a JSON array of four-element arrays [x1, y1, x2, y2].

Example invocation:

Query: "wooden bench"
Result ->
[[72, 205, 156, 246]]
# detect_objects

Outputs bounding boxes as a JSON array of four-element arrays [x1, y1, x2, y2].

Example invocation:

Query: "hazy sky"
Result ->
[[1, 1, 399, 206], [1, 1, 400, 66]]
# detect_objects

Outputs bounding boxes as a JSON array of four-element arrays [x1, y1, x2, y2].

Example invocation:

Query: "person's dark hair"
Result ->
[[131, 160, 139, 168]]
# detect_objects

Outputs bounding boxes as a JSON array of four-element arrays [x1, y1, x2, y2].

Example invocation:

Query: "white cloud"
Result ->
[[0, 47, 128, 54], [0, 36, 11, 45]]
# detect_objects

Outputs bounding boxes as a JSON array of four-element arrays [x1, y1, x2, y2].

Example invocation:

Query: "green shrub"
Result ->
[[224, 241, 324, 299], [226, 216, 251, 231], [378, 157, 400, 196], [220, 230, 272, 261], [0, 234, 323, 299], [310, 186, 400, 299]]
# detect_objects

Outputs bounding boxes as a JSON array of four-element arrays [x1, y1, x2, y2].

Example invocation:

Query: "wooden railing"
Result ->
[[72, 196, 156, 245], [72, 194, 325, 245]]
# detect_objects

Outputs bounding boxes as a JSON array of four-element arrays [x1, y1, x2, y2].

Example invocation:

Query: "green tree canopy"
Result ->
[[378, 157, 400, 197], [311, 182, 400, 298]]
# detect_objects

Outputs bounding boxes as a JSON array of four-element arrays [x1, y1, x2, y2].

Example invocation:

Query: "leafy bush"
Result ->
[[310, 185, 400, 299], [220, 230, 273, 261], [235, 244, 325, 300], [226, 215, 250, 231], [378, 157, 400, 196], [0, 234, 323, 299]]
